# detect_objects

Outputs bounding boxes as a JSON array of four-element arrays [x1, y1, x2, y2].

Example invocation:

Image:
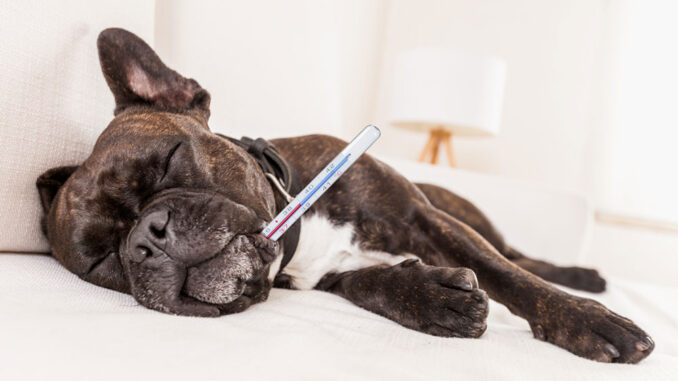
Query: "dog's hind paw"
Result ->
[[556, 266, 607, 293]]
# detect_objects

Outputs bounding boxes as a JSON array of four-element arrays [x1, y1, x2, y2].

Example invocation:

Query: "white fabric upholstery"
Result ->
[[0, 0, 154, 252], [0, 252, 676, 380]]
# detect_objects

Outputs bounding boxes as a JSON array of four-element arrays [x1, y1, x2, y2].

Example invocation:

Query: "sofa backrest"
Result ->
[[0, 1, 155, 252]]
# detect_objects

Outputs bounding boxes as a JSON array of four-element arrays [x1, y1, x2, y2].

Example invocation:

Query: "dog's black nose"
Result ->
[[128, 209, 171, 262], [147, 210, 170, 240]]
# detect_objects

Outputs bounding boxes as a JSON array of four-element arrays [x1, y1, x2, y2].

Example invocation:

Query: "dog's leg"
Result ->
[[504, 247, 606, 292], [415, 203, 653, 363], [316, 259, 489, 338], [416, 183, 606, 292], [273, 140, 651, 362]]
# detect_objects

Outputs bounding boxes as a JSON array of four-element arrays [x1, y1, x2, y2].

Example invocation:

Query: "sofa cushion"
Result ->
[[0, 0, 154, 252], [0, 252, 675, 380]]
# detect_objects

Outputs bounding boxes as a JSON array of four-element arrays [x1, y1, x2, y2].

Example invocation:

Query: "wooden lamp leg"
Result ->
[[418, 128, 456, 167], [429, 130, 441, 164], [442, 131, 456, 167], [418, 132, 436, 162]]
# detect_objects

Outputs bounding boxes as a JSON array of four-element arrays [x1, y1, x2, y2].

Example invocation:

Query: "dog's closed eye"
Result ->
[[159, 142, 182, 183]]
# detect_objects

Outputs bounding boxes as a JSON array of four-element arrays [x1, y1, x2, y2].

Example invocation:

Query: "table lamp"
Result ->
[[388, 47, 506, 167]]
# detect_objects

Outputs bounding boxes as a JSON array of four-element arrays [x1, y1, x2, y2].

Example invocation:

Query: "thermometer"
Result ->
[[262, 125, 381, 241]]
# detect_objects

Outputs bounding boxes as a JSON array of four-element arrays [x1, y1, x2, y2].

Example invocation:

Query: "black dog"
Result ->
[[37, 28, 653, 363]]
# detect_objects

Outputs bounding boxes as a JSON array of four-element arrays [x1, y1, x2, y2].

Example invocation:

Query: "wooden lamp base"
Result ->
[[418, 127, 456, 167]]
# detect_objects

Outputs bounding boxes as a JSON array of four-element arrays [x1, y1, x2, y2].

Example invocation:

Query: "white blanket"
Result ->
[[1, 253, 676, 380]]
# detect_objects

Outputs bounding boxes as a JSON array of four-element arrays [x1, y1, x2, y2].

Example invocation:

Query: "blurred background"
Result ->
[[155, 0, 677, 224]]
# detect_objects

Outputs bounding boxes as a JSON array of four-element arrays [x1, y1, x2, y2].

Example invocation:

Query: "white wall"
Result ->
[[369, 0, 613, 197], [369, 0, 677, 224], [592, 0, 678, 224], [154, 0, 386, 141], [154, 0, 339, 139]]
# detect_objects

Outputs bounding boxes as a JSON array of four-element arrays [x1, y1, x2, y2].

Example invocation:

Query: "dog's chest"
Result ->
[[274, 214, 417, 290]]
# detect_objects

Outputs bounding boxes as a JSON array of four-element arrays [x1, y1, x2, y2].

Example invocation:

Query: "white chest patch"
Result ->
[[278, 214, 419, 290]]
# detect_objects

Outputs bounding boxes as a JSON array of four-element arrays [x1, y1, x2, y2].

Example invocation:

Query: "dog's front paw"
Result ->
[[530, 296, 654, 363], [392, 260, 489, 338]]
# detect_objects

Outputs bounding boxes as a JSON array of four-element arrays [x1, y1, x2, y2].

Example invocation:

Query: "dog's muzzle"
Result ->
[[184, 233, 276, 304], [122, 189, 278, 306]]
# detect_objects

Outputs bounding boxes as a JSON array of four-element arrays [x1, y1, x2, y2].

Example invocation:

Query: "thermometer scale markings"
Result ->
[[265, 154, 350, 239], [263, 125, 380, 241]]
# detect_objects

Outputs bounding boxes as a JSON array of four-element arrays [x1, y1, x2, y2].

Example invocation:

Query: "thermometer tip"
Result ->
[[365, 124, 381, 139]]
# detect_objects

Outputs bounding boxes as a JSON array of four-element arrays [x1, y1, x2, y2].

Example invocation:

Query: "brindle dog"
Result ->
[[37, 28, 653, 363]]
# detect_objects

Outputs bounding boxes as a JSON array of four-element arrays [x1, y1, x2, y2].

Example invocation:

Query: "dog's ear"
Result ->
[[97, 28, 210, 118], [36, 165, 78, 214], [36, 166, 130, 293], [36, 165, 78, 236]]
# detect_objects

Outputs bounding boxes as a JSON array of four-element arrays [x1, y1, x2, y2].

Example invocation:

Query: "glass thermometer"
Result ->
[[262, 125, 381, 241]]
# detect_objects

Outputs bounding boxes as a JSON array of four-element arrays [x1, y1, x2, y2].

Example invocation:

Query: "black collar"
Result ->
[[216, 133, 301, 273]]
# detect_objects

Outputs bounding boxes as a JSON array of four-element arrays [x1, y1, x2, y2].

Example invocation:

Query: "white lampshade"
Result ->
[[388, 47, 506, 136]]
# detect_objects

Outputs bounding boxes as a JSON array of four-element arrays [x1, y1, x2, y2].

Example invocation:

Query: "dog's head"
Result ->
[[36, 28, 279, 316]]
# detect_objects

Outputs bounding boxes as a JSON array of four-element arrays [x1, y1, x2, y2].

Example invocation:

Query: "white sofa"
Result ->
[[1, 164, 677, 379], [1, 2, 676, 379]]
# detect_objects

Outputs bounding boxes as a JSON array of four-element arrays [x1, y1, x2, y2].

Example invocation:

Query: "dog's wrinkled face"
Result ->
[[36, 28, 279, 316]]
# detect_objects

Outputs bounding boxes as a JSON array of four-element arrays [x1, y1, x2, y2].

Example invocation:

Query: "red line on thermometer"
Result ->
[[265, 153, 351, 238], [265, 203, 301, 239]]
